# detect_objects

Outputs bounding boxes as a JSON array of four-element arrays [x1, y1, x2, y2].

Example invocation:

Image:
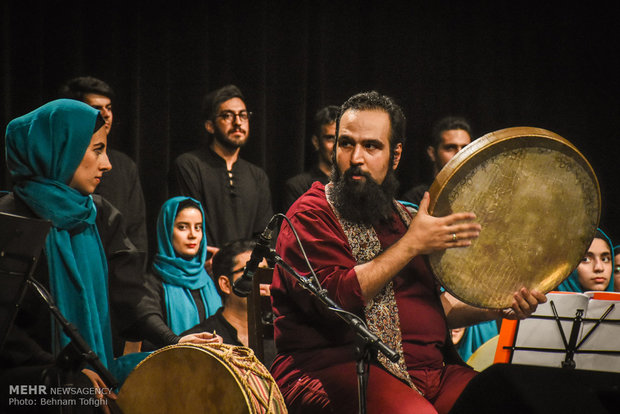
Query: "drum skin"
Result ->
[[428, 127, 600, 309], [117, 344, 287, 414]]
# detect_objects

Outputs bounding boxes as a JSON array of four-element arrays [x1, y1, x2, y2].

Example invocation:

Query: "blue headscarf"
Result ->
[[557, 228, 615, 293], [152, 196, 221, 334], [5, 99, 115, 369]]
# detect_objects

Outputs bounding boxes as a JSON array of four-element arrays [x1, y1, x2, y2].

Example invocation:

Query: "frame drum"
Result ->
[[428, 127, 600, 309], [117, 343, 287, 413]]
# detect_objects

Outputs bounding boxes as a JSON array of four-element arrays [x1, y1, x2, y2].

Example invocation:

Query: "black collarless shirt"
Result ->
[[171, 145, 273, 248]]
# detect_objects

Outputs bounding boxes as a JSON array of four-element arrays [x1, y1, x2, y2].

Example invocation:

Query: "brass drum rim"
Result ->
[[427, 126, 601, 309]]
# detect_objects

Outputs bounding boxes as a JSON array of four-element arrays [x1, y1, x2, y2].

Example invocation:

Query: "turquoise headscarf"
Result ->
[[557, 228, 615, 293], [5, 99, 115, 369], [152, 196, 221, 334]]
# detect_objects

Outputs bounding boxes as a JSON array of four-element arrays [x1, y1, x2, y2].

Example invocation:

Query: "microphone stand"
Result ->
[[264, 247, 399, 414], [28, 279, 118, 390]]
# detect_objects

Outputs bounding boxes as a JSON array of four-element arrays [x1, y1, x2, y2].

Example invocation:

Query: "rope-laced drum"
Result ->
[[428, 127, 600, 309], [117, 343, 287, 414]]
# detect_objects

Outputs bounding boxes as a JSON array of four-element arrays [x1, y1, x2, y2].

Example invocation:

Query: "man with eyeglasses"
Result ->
[[283, 105, 339, 211], [171, 85, 273, 264]]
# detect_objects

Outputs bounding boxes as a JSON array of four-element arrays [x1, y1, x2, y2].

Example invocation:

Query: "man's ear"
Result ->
[[311, 135, 319, 151], [219, 275, 232, 295], [426, 145, 436, 163], [392, 143, 403, 170], [205, 120, 215, 135]]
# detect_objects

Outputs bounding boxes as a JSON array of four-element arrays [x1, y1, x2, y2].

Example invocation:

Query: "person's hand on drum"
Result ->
[[178, 332, 223, 345], [406, 192, 481, 255], [82, 368, 115, 414], [500, 287, 547, 320]]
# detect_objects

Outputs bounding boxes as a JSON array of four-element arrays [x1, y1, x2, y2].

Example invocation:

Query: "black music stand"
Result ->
[[0, 212, 118, 392], [0, 212, 51, 351]]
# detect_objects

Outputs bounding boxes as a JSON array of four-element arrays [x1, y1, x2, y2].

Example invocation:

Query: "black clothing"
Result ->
[[183, 307, 243, 346], [0, 192, 146, 367], [95, 148, 148, 258], [131, 272, 210, 350], [282, 165, 330, 211], [400, 183, 429, 206], [171, 145, 273, 248]]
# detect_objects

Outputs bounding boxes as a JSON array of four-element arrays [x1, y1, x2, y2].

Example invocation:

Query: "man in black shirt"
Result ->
[[171, 85, 272, 261], [283, 105, 339, 210], [183, 239, 259, 347], [401, 116, 472, 205]]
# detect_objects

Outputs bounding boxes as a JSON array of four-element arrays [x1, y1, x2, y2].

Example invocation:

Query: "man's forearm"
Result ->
[[354, 237, 419, 301]]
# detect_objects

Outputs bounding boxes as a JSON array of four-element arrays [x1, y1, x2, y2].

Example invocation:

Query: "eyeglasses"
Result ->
[[231, 267, 246, 275], [216, 111, 252, 123]]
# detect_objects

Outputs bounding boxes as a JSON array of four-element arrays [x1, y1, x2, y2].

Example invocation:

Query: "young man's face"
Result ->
[[313, 122, 336, 166], [428, 129, 471, 172], [206, 97, 250, 149], [83, 94, 113, 134]]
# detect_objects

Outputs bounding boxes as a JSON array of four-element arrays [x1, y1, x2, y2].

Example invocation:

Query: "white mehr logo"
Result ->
[[9, 385, 47, 395]]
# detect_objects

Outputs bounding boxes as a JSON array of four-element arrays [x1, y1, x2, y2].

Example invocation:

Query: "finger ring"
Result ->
[[452, 233, 457, 242]]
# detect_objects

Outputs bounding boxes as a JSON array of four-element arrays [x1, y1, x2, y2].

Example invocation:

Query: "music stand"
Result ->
[[502, 293, 620, 372], [0, 212, 118, 390], [0, 212, 51, 351]]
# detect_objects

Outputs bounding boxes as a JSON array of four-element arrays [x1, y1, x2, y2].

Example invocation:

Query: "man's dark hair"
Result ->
[[202, 84, 245, 123], [211, 239, 256, 301], [335, 91, 406, 156], [58, 76, 115, 102], [430, 116, 471, 150], [313, 105, 340, 138]]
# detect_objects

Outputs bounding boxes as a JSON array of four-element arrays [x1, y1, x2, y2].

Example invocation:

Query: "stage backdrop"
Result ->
[[2, 1, 619, 259]]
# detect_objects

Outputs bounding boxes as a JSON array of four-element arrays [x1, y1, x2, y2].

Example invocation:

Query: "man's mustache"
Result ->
[[344, 166, 372, 181]]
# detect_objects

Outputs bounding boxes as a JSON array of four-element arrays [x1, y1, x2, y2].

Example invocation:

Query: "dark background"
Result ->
[[2, 1, 619, 255]]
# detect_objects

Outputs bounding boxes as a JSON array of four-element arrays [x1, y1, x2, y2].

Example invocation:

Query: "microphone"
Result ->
[[232, 215, 279, 297]]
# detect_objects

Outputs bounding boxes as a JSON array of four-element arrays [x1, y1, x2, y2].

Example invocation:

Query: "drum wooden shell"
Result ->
[[428, 127, 600, 309], [117, 344, 287, 414]]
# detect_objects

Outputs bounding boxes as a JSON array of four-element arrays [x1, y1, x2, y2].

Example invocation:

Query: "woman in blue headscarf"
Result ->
[[135, 196, 222, 350], [0, 99, 147, 412], [557, 228, 615, 292]]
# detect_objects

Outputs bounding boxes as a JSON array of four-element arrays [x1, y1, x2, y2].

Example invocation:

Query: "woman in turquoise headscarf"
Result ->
[[0, 99, 147, 412], [135, 196, 222, 350], [557, 228, 615, 292]]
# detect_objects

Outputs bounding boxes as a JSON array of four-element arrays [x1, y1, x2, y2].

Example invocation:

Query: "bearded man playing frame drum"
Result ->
[[269, 91, 546, 414]]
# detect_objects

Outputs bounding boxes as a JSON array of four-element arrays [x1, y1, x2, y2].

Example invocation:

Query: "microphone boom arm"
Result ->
[[265, 248, 400, 363]]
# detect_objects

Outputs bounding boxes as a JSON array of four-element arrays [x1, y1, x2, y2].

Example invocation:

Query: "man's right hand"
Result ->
[[405, 192, 481, 255]]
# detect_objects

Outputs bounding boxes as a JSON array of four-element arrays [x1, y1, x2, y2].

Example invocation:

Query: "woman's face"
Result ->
[[577, 238, 612, 291], [172, 207, 203, 258], [69, 127, 112, 194]]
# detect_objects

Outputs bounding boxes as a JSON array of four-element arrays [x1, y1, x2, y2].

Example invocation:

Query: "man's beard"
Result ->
[[213, 125, 248, 149], [330, 164, 399, 225]]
